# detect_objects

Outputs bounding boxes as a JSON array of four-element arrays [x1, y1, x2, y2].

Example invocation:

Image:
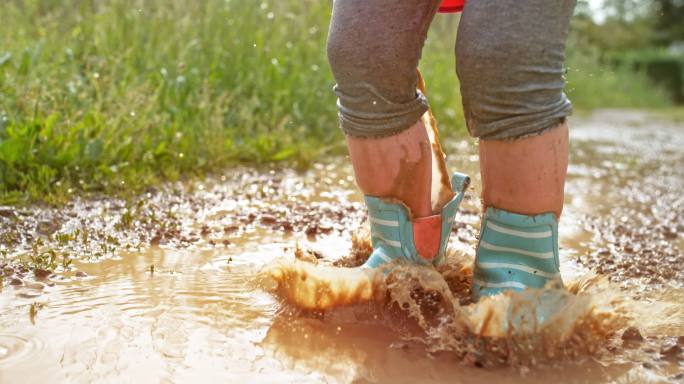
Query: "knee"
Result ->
[[456, 32, 561, 90], [455, 29, 571, 140], [327, 30, 417, 96], [325, 28, 353, 78], [325, 3, 432, 138], [326, 27, 380, 82], [326, 27, 428, 138]]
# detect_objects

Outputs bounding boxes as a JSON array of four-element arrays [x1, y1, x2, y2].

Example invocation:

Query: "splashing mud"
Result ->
[[0, 110, 682, 382], [417, 69, 456, 212], [261, 234, 634, 367]]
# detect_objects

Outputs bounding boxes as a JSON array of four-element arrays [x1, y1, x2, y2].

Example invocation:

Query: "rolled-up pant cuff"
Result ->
[[336, 86, 430, 138], [469, 99, 573, 141]]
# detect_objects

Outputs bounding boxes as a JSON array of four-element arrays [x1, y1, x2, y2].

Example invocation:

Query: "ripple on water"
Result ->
[[0, 334, 44, 368], [0, 333, 62, 383]]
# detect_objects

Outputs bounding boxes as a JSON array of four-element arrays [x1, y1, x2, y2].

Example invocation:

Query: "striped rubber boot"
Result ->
[[472, 208, 563, 301], [362, 172, 469, 269]]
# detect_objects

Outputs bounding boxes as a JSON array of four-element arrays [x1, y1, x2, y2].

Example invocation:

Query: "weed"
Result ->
[[117, 210, 135, 231], [61, 255, 73, 271], [29, 249, 58, 272], [29, 302, 45, 325], [54, 232, 75, 246]]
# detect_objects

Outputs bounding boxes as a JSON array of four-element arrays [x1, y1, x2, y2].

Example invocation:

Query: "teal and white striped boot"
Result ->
[[472, 208, 563, 301], [362, 172, 469, 269]]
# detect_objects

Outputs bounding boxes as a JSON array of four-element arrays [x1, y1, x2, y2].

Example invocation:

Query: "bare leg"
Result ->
[[346, 120, 433, 218], [479, 122, 569, 219], [471, 123, 569, 299], [458, 0, 575, 299]]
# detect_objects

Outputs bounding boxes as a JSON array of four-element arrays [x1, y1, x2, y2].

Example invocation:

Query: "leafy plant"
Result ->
[[29, 302, 45, 325], [29, 249, 58, 271], [61, 255, 73, 271]]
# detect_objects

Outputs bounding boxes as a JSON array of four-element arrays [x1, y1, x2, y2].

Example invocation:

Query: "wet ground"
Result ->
[[0, 110, 682, 383]]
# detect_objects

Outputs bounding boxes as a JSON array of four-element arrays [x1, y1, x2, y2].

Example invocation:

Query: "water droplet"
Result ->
[[267, 12, 274, 20], [271, 58, 278, 66], [311, 64, 319, 72]]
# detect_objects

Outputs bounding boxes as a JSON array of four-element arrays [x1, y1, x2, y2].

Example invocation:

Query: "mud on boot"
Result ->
[[362, 172, 469, 269]]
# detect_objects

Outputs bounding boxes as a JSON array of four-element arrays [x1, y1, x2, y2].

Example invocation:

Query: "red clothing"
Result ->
[[439, 0, 464, 13]]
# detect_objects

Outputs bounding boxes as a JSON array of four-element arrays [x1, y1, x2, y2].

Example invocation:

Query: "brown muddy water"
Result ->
[[0, 110, 682, 383]]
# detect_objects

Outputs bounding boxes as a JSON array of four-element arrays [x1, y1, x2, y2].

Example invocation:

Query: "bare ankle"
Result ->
[[347, 121, 433, 217], [479, 123, 569, 219]]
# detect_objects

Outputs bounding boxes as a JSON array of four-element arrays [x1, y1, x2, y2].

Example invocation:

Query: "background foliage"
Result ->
[[0, 0, 681, 203]]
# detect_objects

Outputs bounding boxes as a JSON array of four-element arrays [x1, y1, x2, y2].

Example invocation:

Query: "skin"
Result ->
[[347, 119, 569, 220], [346, 120, 433, 218], [479, 122, 569, 219]]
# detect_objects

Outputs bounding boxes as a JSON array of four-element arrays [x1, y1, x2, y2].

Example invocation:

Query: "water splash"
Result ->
[[261, 234, 634, 366]]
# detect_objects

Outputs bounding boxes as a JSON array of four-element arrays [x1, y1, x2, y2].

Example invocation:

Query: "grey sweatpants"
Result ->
[[327, 0, 576, 140]]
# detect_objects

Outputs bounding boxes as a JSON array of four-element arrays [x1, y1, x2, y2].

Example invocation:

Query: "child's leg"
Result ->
[[346, 122, 433, 218], [327, 0, 467, 268], [479, 123, 569, 219], [455, 0, 576, 298], [328, 0, 440, 217]]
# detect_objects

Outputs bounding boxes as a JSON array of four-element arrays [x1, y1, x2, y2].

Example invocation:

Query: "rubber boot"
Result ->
[[472, 208, 564, 301], [362, 172, 469, 269]]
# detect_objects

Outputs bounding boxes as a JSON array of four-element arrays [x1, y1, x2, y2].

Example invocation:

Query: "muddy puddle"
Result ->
[[0, 110, 682, 383]]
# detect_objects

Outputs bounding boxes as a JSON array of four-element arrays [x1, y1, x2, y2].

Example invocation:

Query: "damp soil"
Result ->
[[0, 110, 682, 383]]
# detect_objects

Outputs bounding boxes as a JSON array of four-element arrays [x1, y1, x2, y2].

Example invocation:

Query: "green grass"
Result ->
[[565, 49, 673, 109], [0, 0, 341, 203], [0, 1, 675, 204]]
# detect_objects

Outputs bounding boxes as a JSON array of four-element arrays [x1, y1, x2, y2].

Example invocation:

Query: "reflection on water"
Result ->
[[0, 110, 682, 383]]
